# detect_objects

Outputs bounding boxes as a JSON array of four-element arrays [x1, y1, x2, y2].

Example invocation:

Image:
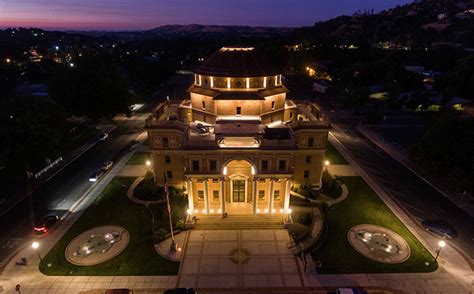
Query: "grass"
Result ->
[[40, 177, 180, 276], [312, 177, 437, 274], [325, 142, 348, 165], [126, 152, 150, 165]]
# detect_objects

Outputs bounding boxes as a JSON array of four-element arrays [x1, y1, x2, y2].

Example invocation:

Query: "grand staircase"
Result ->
[[194, 214, 285, 229]]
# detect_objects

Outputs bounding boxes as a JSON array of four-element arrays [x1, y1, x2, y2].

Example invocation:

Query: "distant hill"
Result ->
[[145, 24, 295, 37], [294, 0, 474, 47]]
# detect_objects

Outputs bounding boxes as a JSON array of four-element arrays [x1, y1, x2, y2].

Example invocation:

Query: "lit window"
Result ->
[[165, 156, 171, 164], [274, 190, 280, 200], [258, 190, 265, 200], [306, 156, 311, 164], [166, 171, 173, 179], [198, 190, 204, 201], [236, 106, 242, 115], [213, 190, 219, 199], [304, 170, 310, 179]]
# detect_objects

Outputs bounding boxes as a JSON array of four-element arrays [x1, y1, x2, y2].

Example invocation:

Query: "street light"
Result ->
[[324, 160, 330, 171], [145, 160, 151, 167], [435, 240, 446, 261], [32, 241, 42, 262]]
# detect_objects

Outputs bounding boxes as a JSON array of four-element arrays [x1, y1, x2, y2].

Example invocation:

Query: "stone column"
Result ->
[[203, 178, 210, 213], [220, 177, 226, 215], [252, 178, 258, 214], [187, 179, 194, 214], [268, 178, 274, 213], [283, 178, 291, 212]]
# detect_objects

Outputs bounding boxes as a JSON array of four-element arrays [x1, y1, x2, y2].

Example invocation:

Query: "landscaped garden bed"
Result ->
[[312, 176, 437, 274], [40, 177, 184, 276]]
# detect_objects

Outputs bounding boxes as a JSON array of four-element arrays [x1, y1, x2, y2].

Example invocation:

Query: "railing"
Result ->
[[34, 157, 63, 179]]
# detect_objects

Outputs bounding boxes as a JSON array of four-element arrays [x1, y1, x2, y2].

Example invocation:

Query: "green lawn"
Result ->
[[126, 152, 150, 165], [312, 177, 437, 274], [325, 142, 348, 165], [40, 177, 180, 276]]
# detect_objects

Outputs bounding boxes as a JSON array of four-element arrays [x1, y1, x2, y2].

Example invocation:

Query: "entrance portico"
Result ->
[[185, 158, 292, 217]]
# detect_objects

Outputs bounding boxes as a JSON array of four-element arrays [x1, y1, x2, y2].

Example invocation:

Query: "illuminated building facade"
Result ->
[[145, 46, 330, 216]]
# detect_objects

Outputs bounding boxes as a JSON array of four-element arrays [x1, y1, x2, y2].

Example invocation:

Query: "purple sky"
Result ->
[[0, 0, 413, 30]]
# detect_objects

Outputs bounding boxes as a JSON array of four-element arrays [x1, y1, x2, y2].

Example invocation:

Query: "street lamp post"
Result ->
[[324, 160, 330, 172], [435, 240, 446, 261], [32, 242, 42, 262]]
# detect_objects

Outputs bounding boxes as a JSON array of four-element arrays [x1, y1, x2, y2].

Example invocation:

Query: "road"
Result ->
[[330, 123, 474, 261], [0, 73, 192, 267]]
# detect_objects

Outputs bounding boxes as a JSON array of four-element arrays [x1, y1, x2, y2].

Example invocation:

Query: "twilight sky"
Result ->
[[0, 0, 412, 30]]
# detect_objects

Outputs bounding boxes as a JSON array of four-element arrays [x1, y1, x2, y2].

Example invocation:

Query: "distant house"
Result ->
[[312, 79, 332, 93]]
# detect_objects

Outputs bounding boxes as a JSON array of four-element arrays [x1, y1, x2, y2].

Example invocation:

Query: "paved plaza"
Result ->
[[177, 229, 302, 289]]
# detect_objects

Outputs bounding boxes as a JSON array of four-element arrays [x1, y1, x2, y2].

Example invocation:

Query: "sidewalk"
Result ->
[[357, 125, 474, 218], [328, 131, 473, 293]]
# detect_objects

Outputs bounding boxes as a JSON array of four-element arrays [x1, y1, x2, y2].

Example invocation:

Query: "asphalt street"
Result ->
[[330, 124, 474, 261]]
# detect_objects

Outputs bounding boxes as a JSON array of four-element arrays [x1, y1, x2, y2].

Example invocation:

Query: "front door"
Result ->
[[232, 180, 245, 202]]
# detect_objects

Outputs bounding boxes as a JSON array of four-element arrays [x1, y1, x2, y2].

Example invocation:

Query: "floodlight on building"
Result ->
[[146, 160, 151, 167], [210, 209, 214, 213], [325, 160, 330, 166], [246, 78, 250, 89], [202, 209, 207, 214], [272, 209, 276, 214], [287, 208, 292, 214], [186, 209, 191, 215], [256, 209, 261, 213], [194, 209, 198, 213], [279, 208, 284, 213], [227, 78, 231, 89], [263, 76, 267, 88], [218, 209, 222, 213], [223, 166, 228, 176], [251, 166, 256, 175], [264, 208, 269, 213], [210, 76, 214, 87]]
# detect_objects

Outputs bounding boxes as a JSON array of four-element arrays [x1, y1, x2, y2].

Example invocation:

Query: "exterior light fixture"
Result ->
[[263, 77, 267, 88], [202, 209, 207, 214], [272, 209, 276, 213], [145, 160, 151, 167], [194, 209, 198, 213], [218, 209, 222, 213], [246, 78, 250, 89], [287, 208, 292, 214], [257, 208, 260, 213], [275, 75, 278, 86], [264, 208, 269, 213], [210, 209, 214, 213], [198, 75, 202, 86], [251, 166, 255, 175], [435, 240, 446, 261], [210, 76, 214, 87], [325, 160, 330, 166], [279, 208, 284, 213], [227, 78, 231, 89], [223, 166, 228, 176], [186, 209, 191, 215], [32, 242, 42, 261]]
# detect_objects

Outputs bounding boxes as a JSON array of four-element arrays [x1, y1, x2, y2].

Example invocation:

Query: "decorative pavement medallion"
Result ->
[[228, 248, 250, 264]]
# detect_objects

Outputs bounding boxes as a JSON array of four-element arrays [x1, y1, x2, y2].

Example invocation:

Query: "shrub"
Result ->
[[322, 171, 342, 198]]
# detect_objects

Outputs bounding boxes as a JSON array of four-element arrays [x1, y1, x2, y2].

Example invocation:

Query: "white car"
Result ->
[[101, 161, 113, 171], [89, 170, 105, 182], [98, 132, 109, 141]]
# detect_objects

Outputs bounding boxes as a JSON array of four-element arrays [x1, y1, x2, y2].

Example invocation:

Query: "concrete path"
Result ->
[[117, 165, 149, 177]]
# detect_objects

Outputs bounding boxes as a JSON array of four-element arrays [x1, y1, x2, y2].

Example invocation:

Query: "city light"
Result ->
[[145, 160, 151, 167], [32, 242, 39, 249], [5, 58, 11, 64]]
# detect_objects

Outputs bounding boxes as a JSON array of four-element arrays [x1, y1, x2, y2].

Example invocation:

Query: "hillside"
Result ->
[[145, 24, 295, 37], [294, 0, 474, 47]]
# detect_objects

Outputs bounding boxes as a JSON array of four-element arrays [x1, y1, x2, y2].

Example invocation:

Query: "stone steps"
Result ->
[[194, 214, 284, 229]]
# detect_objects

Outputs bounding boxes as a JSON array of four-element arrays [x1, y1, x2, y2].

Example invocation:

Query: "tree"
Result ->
[[49, 55, 130, 119]]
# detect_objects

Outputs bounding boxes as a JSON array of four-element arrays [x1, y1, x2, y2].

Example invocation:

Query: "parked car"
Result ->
[[34, 215, 60, 234], [101, 161, 114, 171], [98, 132, 109, 141], [89, 170, 105, 182], [421, 219, 458, 239]]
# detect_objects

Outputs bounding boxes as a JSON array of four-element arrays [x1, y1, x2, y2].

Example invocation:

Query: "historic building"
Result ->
[[145, 46, 330, 217]]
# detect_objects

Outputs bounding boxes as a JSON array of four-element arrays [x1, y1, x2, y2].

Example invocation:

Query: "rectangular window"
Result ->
[[304, 170, 310, 179], [274, 190, 280, 200], [307, 138, 314, 148], [258, 190, 265, 200], [209, 160, 217, 172], [271, 101, 275, 110], [166, 171, 173, 179], [236, 106, 242, 115], [213, 190, 219, 199], [165, 156, 171, 165], [289, 112, 293, 119], [192, 160, 200, 172], [261, 160, 269, 171], [278, 160, 286, 172], [162, 137, 169, 148], [306, 156, 311, 164], [197, 190, 204, 201], [258, 178, 266, 183], [202, 100, 206, 109]]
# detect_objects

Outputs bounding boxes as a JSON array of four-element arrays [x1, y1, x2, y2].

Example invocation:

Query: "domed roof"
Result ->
[[194, 46, 279, 78]]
